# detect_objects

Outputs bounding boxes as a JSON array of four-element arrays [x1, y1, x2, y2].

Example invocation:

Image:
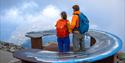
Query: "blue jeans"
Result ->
[[57, 36, 70, 52]]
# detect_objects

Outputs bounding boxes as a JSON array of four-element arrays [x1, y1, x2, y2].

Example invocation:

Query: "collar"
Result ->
[[73, 11, 80, 15]]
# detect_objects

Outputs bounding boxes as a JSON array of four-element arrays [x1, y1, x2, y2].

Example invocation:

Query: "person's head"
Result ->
[[72, 5, 80, 11], [61, 11, 67, 20]]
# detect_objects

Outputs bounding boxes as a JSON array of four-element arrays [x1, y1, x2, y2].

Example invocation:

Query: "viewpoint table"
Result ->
[[13, 30, 122, 63], [25, 32, 43, 49]]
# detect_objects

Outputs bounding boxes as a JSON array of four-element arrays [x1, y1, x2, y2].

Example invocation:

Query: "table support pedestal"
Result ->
[[31, 37, 42, 49]]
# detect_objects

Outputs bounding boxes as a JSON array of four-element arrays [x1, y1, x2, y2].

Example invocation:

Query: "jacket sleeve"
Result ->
[[67, 21, 72, 33], [71, 15, 78, 30]]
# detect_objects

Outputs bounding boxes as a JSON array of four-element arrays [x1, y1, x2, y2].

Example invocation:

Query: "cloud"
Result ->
[[0, 1, 39, 25], [90, 24, 99, 29], [4, 3, 61, 45], [2, 1, 99, 45], [21, 1, 38, 10], [42, 5, 60, 18], [5, 8, 19, 18]]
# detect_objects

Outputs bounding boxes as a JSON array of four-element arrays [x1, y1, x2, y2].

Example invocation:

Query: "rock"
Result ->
[[0, 41, 24, 63], [0, 41, 24, 53], [9, 47, 16, 53], [0, 42, 4, 45], [0, 50, 21, 63], [117, 52, 125, 60], [0, 44, 3, 49], [116, 52, 125, 63], [9, 59, 22, 63], [4, 43, 9, 46]]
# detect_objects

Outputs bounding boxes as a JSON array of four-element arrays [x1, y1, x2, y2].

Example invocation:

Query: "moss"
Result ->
[[118, 52, 125, 60]]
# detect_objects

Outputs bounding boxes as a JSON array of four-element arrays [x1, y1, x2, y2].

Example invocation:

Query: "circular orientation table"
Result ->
[[13, 30, 122, 63]]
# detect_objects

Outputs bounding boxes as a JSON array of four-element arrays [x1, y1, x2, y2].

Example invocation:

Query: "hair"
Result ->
[[72, 5, 80, 11], [61, 11, 67, 20]]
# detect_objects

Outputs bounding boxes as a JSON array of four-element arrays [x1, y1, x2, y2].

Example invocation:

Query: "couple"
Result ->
[[55, 5, 89, 52]]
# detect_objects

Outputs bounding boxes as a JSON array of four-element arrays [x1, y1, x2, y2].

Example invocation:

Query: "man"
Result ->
[[71, 5, 89, 52]]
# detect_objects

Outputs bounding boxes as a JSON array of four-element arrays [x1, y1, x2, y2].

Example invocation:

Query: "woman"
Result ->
[[55, 11, 71, 52]]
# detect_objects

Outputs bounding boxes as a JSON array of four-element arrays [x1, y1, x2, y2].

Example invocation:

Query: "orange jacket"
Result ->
[[71, 11, 80, 31]]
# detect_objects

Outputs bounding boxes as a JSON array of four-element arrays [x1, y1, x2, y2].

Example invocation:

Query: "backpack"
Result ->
[[78, 12, 89, 34], [56, 19, 69, 38]]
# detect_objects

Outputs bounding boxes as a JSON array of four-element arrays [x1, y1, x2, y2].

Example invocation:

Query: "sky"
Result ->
[[0, 0, 125, 52]]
